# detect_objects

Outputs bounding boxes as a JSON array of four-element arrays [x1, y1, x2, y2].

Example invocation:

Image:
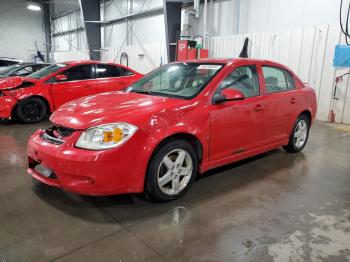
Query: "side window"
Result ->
[[262, 66, 294, 93], [96, 64, 121, 78], [217, 65, 260, 98], [15, 66, 33, 76], [33, 65, 46, 72], [118, 67, 134, 76], [62, 65, 93, 81], [284, 70, 295, 90]]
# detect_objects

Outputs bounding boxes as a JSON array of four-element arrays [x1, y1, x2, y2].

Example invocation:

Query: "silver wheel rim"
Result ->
[[294, 119, 308, 148], [157, 149, 193, 196]]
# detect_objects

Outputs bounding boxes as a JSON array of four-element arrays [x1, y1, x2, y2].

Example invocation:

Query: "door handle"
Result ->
[[290, 97, 297, 104], [254, 104, 264, 112], [83, 84, 93, 87], [118, 81, 126, 84]]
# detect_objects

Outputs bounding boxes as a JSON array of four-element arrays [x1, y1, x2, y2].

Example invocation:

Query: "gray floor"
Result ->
[[0, 121, 350, 262]]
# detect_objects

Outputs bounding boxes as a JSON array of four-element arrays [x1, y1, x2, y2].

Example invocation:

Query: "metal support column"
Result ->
[[42, 0, 52, 62], [80, 0, 101, 60], [163, 0, 182, 62]]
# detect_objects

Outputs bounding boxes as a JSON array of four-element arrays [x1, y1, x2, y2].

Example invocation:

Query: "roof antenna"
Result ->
[[239, 37, 249, 58]]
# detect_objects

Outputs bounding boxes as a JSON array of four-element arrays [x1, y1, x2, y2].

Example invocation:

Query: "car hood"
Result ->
[[50, 91, 187, 130], [0, 76, 37, 90]]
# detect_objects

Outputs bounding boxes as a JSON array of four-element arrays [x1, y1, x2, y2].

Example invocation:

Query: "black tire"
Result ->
[[145, 139, 198, 202], [15, 97, 48, 123], [283, 114, 310, 153]]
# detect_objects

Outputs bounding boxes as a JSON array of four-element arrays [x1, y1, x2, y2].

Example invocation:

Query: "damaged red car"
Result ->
[[0, 61, 143, 123], [27, 58, 317, 201]]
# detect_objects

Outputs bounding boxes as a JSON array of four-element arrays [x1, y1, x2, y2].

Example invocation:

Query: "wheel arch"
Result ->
[[12, 95, 51, 119], [150, 132, 204, 165], [299, 109, 312, 125]]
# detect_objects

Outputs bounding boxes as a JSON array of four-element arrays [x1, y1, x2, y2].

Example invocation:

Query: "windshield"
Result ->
[[126, 62, 224, 99], [28, 63, 67, 79], [0, 64, 22, 75]]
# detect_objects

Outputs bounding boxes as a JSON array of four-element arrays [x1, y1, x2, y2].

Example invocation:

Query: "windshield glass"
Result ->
[[28, 63, 67, 79], [0, 64, 22, 75], [126, 62, 224, 99]]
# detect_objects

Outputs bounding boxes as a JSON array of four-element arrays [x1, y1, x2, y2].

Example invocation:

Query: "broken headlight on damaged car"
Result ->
[[75, 123, 138, 150]]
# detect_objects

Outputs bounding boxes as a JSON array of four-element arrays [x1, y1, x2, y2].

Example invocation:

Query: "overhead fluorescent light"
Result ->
[[27, 4, 41, 11]]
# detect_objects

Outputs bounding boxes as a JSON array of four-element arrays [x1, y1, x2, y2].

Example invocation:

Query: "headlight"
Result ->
[[76, 123, 138, 150]]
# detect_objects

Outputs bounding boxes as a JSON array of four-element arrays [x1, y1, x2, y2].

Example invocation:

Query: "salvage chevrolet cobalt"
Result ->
[[0, 61, 142, 123], [27, 58, 317, 201]]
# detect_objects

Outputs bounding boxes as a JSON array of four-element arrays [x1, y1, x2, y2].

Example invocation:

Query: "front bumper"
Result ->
[[27, 129, 151, 196], [0, 96, 17, 119]]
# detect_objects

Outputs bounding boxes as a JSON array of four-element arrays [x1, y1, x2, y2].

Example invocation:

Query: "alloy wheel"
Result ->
[[157, 149, 193, 196], [294, 119, 308, 148]]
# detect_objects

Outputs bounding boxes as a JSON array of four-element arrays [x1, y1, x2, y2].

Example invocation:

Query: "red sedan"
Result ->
[[0, 61, 143, 123], [27, 58, 317, 201]]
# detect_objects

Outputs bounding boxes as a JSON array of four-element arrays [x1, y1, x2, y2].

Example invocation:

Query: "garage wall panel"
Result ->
[[101, 42, 165, 74], [0, 0, 46, 61]]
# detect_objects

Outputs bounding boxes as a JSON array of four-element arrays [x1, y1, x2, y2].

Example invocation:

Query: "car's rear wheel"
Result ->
[[15, 97, 48, 123], [283, 114, 310, 153], [145, 140, 198, 202]]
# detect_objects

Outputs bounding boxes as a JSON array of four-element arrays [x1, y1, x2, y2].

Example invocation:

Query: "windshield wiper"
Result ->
[[129, 89, 152, 94], [128, 89, 165, 96]]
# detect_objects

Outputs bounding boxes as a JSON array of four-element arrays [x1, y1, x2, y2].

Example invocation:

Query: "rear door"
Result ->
[[95, 64, 136, 93], [209, 64, 267, 162], [51, 64, 97, 108], [261, 65, 299, 143]]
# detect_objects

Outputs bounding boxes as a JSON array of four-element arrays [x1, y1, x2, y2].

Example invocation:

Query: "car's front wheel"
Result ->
[[283, 114, 310, 153], [145, 139, 198, 202], [15, 97, 48, 123]]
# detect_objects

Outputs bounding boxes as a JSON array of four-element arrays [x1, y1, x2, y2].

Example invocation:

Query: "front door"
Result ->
[[209, 64, 267, 163], [51, 64, 97, 108]]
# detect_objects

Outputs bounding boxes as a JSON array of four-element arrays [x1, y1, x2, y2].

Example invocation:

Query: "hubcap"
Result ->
[[157, 149, 193, 196], [294, 119, 308, 148]]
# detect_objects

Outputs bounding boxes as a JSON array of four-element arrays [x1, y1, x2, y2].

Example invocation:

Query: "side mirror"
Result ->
[[213, 88, 245, 104], [55, 74, 67, 82]]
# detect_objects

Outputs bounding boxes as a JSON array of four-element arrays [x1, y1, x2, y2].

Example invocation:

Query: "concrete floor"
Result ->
[[0, 121, 350, 262]]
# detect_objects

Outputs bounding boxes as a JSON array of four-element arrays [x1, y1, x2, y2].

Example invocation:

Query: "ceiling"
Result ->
[[50, 0, 80, 17]]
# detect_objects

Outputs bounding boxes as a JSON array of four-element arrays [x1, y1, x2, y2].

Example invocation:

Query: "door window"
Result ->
[[217, 65, 260, 98], [61, 65, 93, 81], [96, 64, 121, 78], [262, 66, 294, 93]]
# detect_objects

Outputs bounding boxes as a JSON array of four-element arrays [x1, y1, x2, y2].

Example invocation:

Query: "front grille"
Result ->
[[41, 123, 75, 145], [51, 125, 75, 137], [41, 132, 64, 145]]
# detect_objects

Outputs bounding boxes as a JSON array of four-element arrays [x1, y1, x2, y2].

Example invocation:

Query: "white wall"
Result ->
[[100, 0, 166, 72], [186, 0, 341, 38], [51, 9, 89, 61], [243, 0, 340, 33], [0, 0, 46, 61]]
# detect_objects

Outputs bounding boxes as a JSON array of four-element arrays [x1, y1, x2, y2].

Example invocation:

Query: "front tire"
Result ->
[[15, 97, 48, 123], [283, 114, 310, 153], [145, 140, 198, 202]]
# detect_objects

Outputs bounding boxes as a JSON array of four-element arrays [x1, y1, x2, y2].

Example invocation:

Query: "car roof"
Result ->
[[16, 62, 51, 66], [181, 57, 279, 64], [63, 60, 119, 65], [176, 58, 292, 72]]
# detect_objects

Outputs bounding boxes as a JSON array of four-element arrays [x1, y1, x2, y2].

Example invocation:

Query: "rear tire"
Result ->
[[145, 139, 198, 202], [15, 97, 48, 123], [283, 114, 310, 153]]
